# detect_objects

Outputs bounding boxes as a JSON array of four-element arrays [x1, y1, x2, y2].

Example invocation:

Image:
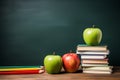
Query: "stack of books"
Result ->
[[76, 44, 113, 74]]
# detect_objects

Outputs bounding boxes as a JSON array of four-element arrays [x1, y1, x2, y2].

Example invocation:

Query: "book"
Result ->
[[77, 44, 107, 51], [83, 66, 113, 71], [81, 63, 109, 67], [81, 59, 108, 64], [83, 66, 113, 74], [83, 70, 112, 74], [81, 55, 107, 59], [76, 50, 109, 55]]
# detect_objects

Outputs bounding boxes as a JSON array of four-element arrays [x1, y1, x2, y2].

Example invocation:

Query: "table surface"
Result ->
[[0, 66, 120, 80]]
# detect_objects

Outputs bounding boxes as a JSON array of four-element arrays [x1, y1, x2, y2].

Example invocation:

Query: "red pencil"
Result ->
[[0, 70, 45, 75]]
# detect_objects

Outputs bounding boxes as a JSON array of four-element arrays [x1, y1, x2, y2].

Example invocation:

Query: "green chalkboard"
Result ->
[[0, 0, 120, 66]]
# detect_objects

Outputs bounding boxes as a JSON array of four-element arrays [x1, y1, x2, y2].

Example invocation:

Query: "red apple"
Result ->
[[62, 52, 80, 72]]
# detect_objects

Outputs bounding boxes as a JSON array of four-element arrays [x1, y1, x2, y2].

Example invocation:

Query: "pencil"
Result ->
[[0, 68, 41, 71], [0, 70, 45, 75], [0, 66, 41, 69], [0, 66, 45, 74]]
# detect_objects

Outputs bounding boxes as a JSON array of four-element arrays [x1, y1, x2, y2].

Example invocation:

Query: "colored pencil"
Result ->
[[0, 68, 41, 71], [0, 70, 45, 75], [0, 66, 45, 74], [0, 66, 41, 69]]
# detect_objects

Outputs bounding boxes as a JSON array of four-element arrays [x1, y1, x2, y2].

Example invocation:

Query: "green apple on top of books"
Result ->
[[44, 52, 63, 74], [83, 25, 102, 46]]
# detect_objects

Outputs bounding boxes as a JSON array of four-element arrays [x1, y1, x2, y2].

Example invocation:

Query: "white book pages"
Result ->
[[83, 70, 112, 74], [81, 55, 107, 59], [82, 63, 108, 67], [76, 50, 109, 55]]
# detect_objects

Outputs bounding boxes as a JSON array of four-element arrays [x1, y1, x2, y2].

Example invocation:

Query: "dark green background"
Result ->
[[0, 0, 120, 66]]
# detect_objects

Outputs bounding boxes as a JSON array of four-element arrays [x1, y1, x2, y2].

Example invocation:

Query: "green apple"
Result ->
[[44, 53, 63, 74], [83, 25, 102, 46]]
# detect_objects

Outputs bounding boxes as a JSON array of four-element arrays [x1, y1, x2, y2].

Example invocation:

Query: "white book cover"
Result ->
[[81, 59, 108, 64], [77, 44, 107, 51], [81, 55, 107, 59], [76, 50, 109, 55], [83, 70, 112, 74], [82, 63, 108, 67], [83, 66, 113, 71]]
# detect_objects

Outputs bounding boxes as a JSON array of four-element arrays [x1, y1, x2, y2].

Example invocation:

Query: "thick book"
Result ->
[[81, 55, 107, 59], [81, 59, 108, 64], [77, 44, 107, 51], [83, 66, 113, 71], [83, 70, 112, 74], [81, 63, 109, 67], [76, 50, 109, 55]]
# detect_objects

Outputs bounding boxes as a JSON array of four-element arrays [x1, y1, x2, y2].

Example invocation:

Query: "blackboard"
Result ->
[[0, 0, 120, 66]]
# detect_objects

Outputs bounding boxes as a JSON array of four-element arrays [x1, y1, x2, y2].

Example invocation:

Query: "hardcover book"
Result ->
[[81, 55, 107, 59], [81, 59, 108, 64], [81, 63, 109, 67], [83, 70, 112, 74], [83, 66, 113, 71], [77, 44, 107, 51], [76, 50, 109, 55]]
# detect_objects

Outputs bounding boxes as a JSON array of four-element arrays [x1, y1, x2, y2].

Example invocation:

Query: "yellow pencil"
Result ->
[[0, 68, 42, 71]]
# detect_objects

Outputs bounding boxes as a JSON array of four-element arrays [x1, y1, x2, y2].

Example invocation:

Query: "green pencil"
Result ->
[[0, 66, 42, 69]]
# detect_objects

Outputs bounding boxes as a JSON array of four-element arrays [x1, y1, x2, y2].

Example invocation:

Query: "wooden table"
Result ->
[[0, 66, 120, 80]]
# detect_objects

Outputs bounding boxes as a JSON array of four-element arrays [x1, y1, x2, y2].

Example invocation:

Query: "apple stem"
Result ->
[[53, 52, 55, 55], [70, 50, 72, 53], [92, 25, 95, 28]]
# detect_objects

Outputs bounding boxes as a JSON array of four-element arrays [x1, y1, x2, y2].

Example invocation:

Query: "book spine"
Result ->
[[83, 66, 113, 71], [82, 59, 108, 64], [77, 47, 107, 51], [81, 63, 109, 67], [76, 50, 109, 55], [81, 55, 107, 59], [83, 70, 112, 74]]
